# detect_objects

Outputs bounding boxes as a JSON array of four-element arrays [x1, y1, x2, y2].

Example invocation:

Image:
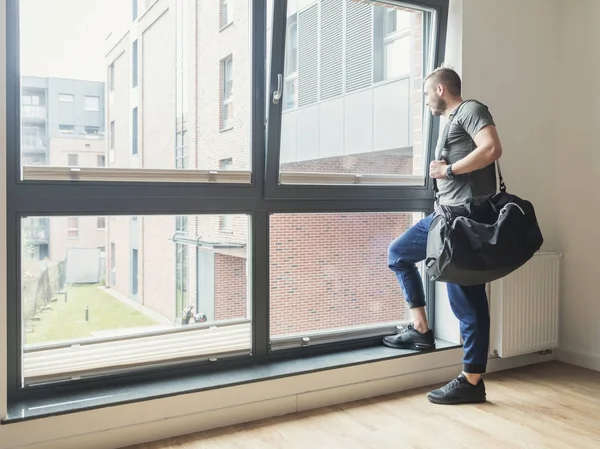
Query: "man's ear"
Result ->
[[436, 84, 444, 96]]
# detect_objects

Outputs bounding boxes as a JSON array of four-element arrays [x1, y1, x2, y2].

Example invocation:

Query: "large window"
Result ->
[[275, 1, 429, 187], [270, 212, 424, 348], [8, 0, 447, 406]]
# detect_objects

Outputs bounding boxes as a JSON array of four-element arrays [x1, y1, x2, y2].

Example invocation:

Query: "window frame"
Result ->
[[265, 0, 444, 201], [84, 95, 101, 111], [132, 107, 138, 155], [5, 0, 449, 405], [220, 55, 234, 131], [58, 93, 74, 103], [67, 217, 79, 239], [219, 0, 232, 30], [132, 39, 138, 88]]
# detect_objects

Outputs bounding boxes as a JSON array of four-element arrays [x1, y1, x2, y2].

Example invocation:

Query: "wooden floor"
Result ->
[[126, 362, 600, 449]]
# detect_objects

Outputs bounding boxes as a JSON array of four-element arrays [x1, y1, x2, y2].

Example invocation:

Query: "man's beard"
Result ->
[[431, 98, 447, 116]]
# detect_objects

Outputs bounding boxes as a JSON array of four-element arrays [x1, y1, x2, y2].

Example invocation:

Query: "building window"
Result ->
[[67, 154, 78, 167], [22, 94, 41, 106], [132, 0, 138, 21], [132, 40, 138, 88], [283, 14, 298, 110], [59, 124, 75, 133], [110, 121, 115, 149], [175, 215, 189, 319], [175, 130, 187, 169], [58, 93, 74, 102], [220, 56, 233, 130], [374, 8, 412, 83], [10, 0, 442, 411], [175, 242, 188, 319], [175, 215, 188, 234], [219, 0, 232, 29], [110, 242, 116, 285], [219, 159, 233, 231], [132, 107, 138, 155], [67, 217, 79, 239], [97, 217, 106, 230], [84, 96, 100, 111], [109, 63, 115, 92], [85, 125, 100, 135]]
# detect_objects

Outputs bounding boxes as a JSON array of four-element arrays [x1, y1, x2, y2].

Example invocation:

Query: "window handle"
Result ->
[[272, 74, 283, 105]]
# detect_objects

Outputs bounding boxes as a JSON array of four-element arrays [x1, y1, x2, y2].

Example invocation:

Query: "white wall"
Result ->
[[460, 0, 560, 250], [453, 0, 600, 370], [553, 0, 600, 369]]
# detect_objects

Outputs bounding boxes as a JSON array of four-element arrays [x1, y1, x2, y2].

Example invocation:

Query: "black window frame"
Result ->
[[5, 0, 449, 404]]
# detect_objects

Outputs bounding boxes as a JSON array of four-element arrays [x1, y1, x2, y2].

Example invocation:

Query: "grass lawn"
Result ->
[[25, 284, 158, 346]]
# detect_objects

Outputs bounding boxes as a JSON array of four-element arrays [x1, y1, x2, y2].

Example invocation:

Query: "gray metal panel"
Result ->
[[297, 4, 318, 106], [21, 76, 48, 89], [373, 78, 411, 151], [318, 97, 344, 159], [65, 248, 101, 284], [129, 217, 139, 300], [319, 0, 343, 100], [345, 0, 372, 92], [297, 104, 320, 162], [344, 89, 374, 156], [280, 110, 298, 164]]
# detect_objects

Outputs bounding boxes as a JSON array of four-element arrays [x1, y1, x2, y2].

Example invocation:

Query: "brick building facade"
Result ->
[[105, 0, 426, 336]]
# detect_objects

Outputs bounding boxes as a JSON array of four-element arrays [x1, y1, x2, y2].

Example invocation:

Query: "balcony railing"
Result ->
[[22, 105, 47, 120], [23, 226, 49, 244], [22, 136, 48, 150]]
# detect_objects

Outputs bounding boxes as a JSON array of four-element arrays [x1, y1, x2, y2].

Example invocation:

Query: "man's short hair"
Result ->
[[425, 66, 461, 96]]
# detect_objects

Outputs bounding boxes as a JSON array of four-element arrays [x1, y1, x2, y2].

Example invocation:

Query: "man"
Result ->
[[384, 66, 503, 405]]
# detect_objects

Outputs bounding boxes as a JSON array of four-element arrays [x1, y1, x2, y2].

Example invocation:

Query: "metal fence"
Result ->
[[22, 260, 65, 321]]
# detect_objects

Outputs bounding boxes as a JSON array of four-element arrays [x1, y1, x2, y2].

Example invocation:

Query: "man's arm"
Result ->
[[448, 124, 502, 175], [429, 124, 502, 179]]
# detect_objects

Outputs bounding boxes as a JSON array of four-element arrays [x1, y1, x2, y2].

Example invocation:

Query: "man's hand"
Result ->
[[429, 160, 448, 179]]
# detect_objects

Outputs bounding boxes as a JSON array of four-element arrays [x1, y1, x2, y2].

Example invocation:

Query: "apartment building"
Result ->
[[21, 76, 107, 262], [105, 0, 424, 334]]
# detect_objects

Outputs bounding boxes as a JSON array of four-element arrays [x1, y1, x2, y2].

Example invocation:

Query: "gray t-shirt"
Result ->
[[434, 100, 497, 206]]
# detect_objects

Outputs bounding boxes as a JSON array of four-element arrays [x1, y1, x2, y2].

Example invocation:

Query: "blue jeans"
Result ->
[[388, 213, 490, 374]]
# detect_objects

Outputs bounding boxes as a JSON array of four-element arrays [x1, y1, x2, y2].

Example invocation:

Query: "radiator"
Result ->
[[488, 251, 562, 358]]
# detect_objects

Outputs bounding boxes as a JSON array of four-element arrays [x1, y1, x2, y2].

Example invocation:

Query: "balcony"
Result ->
[[23, 219, 49, 245], [22, 136, 48, 151], [21, 105, 47, 121]]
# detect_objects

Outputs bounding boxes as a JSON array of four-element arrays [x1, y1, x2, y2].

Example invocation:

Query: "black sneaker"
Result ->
[[427, 374, 486, 405], [382, 323, 436, 351]]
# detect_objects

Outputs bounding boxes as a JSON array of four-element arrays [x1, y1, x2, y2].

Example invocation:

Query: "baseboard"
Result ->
[[556, 348, 600, 372], [5, 349, 555, 449]]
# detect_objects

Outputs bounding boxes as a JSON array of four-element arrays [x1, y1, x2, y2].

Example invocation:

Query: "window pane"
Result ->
[[84, 95, 100, 111], [278, 1, 431, 185], [20, 214, 251, 385], [19, 0, 252, 181], [269, 212, 423, 342]]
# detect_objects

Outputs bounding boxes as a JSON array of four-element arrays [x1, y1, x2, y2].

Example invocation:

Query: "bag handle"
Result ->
[[432, 100, 505, 202]]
